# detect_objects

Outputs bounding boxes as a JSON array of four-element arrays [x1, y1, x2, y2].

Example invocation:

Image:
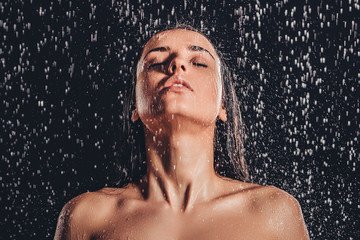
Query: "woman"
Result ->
[[54, 25, 310, 239]]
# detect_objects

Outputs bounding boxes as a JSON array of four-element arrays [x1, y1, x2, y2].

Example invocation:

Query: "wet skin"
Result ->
[[54, 29, 310, 240], [55, 182, 309, 240]]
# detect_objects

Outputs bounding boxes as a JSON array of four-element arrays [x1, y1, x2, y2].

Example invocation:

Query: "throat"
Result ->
[[141, 124, 219, 212], [143, 172, 216, 212]]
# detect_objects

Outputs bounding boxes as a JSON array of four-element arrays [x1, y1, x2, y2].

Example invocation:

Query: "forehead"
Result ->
[[140, 29, 217, 59]]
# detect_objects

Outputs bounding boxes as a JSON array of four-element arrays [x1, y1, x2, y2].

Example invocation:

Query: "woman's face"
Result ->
[[134, 29, 226, 132]]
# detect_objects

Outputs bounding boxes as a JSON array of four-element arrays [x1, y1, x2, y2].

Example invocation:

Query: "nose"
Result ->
[[167, 57, 187, 75]]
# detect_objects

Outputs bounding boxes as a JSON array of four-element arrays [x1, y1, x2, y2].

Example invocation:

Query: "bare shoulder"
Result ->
[[54, 184, 139, 240], [240, 183, 310, 239], [218, 179, 309, 239]]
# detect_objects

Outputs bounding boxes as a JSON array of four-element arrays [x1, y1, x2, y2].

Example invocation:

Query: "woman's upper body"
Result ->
[[54, 28, 310, 240], [54, 181, 309, 240]]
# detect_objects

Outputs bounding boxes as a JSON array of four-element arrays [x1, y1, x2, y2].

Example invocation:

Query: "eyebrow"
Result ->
[[143, 45, 215, 60]]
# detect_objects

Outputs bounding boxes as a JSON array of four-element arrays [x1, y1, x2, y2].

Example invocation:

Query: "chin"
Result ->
[[160, 107, 218, 127], [147, 95, 219, 125], [161, 96, 198, 114]]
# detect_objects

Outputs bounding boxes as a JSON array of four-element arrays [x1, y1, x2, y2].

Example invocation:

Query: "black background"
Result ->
[[1, 0, 359, 239]]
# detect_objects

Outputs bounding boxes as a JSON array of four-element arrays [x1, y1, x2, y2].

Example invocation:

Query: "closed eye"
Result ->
[[148, 61, 207, 69], [192, 62, 208, 68], [148, 62, 165, 69]]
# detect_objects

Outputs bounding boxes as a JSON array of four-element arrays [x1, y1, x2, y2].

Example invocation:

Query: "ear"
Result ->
[[218, 105, 227, 122], [131, 109, 139, 122]]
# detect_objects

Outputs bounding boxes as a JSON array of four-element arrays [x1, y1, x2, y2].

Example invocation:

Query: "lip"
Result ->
[[160, 76, 193, 93]]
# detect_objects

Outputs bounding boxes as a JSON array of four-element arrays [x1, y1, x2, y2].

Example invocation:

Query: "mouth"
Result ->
[[160, 76, 193, 93]]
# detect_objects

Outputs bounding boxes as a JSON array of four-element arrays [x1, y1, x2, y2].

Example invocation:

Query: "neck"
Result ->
[[139, 123, 220, 212]]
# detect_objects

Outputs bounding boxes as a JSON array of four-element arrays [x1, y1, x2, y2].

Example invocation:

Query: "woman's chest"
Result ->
[[92, 206, 273, 240]]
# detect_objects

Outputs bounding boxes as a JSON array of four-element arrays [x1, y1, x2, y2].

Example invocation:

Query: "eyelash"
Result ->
[[148, 62, 165, 68], [148, 61, 208, 68], [191, 62, 208, 68]]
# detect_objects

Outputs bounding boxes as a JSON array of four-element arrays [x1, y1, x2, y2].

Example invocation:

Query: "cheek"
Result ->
[[135, 74, 159, 116], [201, 75, 222, 108], [195, 75, 223, 117], [135, 78, 150, 114], [213, 77, 223, 107]]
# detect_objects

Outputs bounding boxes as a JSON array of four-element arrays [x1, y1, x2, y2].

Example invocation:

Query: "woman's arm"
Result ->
[[266, 186, 310, 240], [54, 193, 93, 240], [54, 201, 74, 240]]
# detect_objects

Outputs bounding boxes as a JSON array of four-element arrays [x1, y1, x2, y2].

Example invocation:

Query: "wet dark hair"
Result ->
[[117, 24, 248, 186]]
